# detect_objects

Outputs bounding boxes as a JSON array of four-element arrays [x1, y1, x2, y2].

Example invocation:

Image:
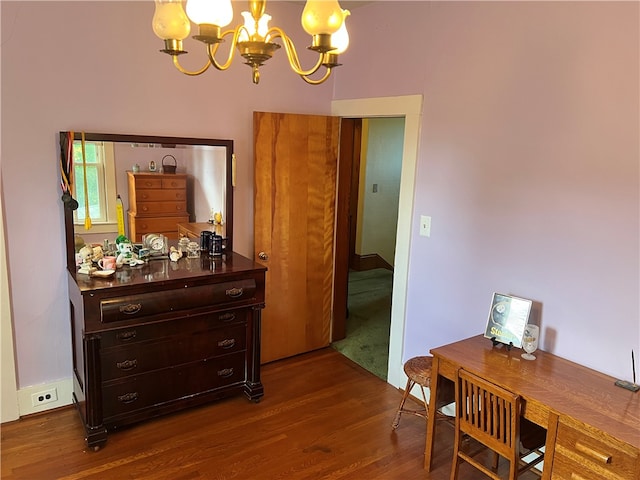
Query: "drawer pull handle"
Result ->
[[120, 303, 142, 315], [116, 330, 137, 341], [218, 339, 236, 349], [226, 287, 243, 298], [116, 359, 138, 371], [218, 368, 234, 378], [117, 392, 138, 404], [575, 441, 612, 464], [219, 312, 236, 322]]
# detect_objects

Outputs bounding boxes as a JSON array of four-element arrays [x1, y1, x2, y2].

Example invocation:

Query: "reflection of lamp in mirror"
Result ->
[[208, 208, 223, 226]]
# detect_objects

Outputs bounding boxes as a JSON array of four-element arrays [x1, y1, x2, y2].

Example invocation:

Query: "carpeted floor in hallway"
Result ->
[[331, 268, 393, 380]]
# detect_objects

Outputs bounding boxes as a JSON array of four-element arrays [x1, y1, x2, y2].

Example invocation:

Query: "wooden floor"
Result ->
[[1, 349, 541, 479]]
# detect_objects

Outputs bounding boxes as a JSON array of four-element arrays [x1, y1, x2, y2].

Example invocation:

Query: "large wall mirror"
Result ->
[[59, 132, 233, 272]]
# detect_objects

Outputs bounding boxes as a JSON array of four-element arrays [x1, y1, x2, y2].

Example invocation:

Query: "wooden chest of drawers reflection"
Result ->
[[127, 172, 189, 241]]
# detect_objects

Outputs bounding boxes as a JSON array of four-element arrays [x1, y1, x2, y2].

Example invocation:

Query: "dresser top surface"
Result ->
[[127, 171, 187, 178], [70, 252, 266, 293]]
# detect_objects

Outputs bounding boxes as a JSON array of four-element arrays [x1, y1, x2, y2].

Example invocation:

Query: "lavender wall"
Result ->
[[2, 1, 638, 397], [1, 1, 334, 390], [337, 1, 639, 378]]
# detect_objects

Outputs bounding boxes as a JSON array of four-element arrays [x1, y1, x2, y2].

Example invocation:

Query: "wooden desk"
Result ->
[[425, 335, 640, 479]]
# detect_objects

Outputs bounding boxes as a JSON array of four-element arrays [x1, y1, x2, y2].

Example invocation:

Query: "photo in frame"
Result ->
[[484, 292, 533, 348]]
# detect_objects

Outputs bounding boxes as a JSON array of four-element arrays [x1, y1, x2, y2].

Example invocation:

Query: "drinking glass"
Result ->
[[521, 324, 539, 360]]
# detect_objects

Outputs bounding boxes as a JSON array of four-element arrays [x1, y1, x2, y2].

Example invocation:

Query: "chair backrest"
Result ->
[[456, 369, 521, 460]]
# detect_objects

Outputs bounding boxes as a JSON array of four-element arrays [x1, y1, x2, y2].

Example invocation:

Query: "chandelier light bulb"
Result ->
[[240, 11, 272, 41], [152, 0, 191, 40], [152, 0, 352, 84], [330, 9, 350, 54], [301, 0, 344, 36], [186, 0, 233, 27]]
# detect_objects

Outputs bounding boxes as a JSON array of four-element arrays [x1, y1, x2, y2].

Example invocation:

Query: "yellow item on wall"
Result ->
[[81, 131, 92, 230], [116, 195, 125, 236]]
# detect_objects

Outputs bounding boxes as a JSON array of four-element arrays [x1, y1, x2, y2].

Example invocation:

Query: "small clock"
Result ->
[[142, 233, 168, 256]]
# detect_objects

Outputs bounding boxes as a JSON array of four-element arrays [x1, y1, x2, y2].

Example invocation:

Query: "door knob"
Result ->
[[258, 252, 268, 261]]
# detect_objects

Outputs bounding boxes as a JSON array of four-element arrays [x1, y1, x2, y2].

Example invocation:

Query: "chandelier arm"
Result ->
[[269, 27, 324, 77], [300, 67, 333, 85], [206, 27, 245, 71], [172, 55, 212, 76]]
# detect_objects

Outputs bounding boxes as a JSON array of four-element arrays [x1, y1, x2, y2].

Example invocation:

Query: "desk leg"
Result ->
[[424, 355, 440, 471], [424, 356, 456, 471]]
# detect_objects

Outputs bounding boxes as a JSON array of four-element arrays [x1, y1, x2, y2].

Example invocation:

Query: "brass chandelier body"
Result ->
[[152, 0, 350, 85]]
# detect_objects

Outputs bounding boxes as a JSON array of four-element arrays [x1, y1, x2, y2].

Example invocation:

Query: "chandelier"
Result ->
[[152, 0, 350, 85]]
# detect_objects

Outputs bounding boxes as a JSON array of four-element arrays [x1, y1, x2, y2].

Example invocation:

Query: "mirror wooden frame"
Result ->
[[59, 131, 234, 273]]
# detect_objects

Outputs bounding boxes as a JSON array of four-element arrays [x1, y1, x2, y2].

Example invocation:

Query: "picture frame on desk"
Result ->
[[484, 292, 532, 348]]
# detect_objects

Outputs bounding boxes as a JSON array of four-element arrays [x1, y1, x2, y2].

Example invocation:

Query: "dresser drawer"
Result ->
[[133, 189, 187, 203], [101, 323, 247, 381], [100, 308, 248, 348], [132, 175, 187, 190], [133, 177, 163, 189], [100, 279, 257, 323], [135, 201, 188, 215], [552, 416, 638, 480], [102, 351, 246, 418], [128, 214, 189, 235], [161, 177, 187, 189]]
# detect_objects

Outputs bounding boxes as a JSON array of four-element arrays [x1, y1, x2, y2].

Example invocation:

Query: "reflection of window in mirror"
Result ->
[[72, 141, 117, 234]]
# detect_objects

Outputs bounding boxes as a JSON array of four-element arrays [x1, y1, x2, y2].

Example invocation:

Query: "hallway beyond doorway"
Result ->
[[331, 268, 392, 379]]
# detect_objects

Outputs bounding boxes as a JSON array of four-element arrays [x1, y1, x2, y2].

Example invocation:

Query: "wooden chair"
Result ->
[[450, 369, 545, 480], [391, 356, 433, 429]]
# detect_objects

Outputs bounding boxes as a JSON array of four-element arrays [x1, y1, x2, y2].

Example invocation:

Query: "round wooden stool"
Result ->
[[392, 355, 433, 429]]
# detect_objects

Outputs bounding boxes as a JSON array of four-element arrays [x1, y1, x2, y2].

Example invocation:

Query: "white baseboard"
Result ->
[[17, 378, 73, 416]]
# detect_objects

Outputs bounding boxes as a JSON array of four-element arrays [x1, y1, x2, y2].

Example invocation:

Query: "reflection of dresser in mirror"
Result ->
[[127, 171, 190, 241], [178, 221, 226, 240]]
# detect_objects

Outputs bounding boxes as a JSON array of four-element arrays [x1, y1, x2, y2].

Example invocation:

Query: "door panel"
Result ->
[[254, 112, 340, 363]]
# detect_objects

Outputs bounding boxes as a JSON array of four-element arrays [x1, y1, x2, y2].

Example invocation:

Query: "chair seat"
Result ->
[[404, 356, 433, 387], [392, 356, 433, 430]]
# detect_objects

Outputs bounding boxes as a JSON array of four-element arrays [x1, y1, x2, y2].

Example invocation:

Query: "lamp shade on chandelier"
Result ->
[[152, 0, 350, 85]]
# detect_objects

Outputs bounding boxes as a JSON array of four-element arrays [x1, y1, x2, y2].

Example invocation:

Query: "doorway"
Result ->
[[331, 117, 405, 380], [331, 95, 423, 390]]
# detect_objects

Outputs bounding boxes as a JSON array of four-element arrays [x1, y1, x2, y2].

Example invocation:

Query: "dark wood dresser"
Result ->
[[127, 171, 190, 241], [68, 252, 266, 450]]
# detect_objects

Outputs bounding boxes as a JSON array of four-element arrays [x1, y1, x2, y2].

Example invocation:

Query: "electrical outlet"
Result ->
[[31, 388, 58, 407], [420, 215, 431, 237]]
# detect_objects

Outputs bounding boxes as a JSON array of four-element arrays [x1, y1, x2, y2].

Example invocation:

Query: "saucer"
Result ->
[[91, 269, 115, 278]]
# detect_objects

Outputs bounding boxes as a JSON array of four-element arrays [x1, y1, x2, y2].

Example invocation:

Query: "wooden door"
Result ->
[[254, 111, 340, 363]]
